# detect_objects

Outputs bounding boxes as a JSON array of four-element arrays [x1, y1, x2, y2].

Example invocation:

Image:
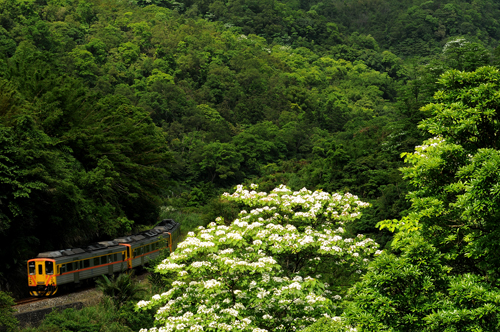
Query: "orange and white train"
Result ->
[[27, 219, 181, 296]]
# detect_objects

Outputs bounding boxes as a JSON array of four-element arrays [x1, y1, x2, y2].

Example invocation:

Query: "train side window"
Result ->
[[83, 260, 90, 268], [113, 254, 118, 261], [67, 263, 74, 272], [101, 256, 107, 265], [61, 264, 67, 273], [38, 264, 43, 275], [45, 261, 54, 275], [94, 257, 99, 266]]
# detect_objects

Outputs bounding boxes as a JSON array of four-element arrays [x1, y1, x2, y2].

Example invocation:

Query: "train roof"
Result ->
[[35, 219, 180, 259]]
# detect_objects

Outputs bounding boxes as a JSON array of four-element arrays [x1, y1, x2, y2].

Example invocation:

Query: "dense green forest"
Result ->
[[1, 0, 500, 330]]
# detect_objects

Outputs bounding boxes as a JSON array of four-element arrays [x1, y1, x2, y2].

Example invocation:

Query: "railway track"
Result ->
[[14, 269, 150, 310], [15, 282, 99, 306], [15, 297, 44, 306]]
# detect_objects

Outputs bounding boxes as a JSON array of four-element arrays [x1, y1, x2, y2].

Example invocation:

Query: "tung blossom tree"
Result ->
[[137, 185, 380, 332]]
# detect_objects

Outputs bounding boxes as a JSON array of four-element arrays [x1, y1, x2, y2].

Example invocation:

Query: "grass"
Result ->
[[158, 208, 206, 235]]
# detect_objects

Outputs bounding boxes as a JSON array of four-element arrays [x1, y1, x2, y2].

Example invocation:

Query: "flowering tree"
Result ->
[[138, 185, 379, 332]]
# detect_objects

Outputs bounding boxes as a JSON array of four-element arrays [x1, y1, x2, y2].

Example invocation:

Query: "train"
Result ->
[[27, 219, 181, 297]]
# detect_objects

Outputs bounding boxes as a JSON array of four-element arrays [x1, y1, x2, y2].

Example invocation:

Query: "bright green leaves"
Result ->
[[146, 69, 174, 86], [400, 66, 500, 278], [441, 39, 490, 73], [117, 42, 140, 65], [344, 234, 450, 331], [420, 67, 500, 150], [196, 141, 243, 184], [0, 291, 17, 332], [70, 47, 99, 81], [423, 274, 500, 331], [349, 66, 500, 331]]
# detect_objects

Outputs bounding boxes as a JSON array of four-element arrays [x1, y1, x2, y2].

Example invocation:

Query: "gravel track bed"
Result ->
[[15, 288, 103, 314], [15, 271, 151, 314]]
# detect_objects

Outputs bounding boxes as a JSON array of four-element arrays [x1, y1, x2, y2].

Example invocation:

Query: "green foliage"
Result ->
[[4, 0, 495, 300], [300, 317, 352, 332], [158, 208, 205, 234], [343, 233, 500, 331], [401, 66, 500, 277], [3, 0, 500, 330], [96, 273, 148, 307], [24, 297, 155, 332], [0, 291, 18, 332], [339, 66, 500, 332], [345, 234, 449, 331]]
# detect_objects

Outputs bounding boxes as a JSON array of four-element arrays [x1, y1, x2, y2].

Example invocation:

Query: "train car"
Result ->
[[27, 219, 181, 297]]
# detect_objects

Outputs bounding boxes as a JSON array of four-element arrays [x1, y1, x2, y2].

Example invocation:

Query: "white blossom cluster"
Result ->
[[413, 136, 446, 159], [138, 185, 378, 332], [223, 184, 370, 226]]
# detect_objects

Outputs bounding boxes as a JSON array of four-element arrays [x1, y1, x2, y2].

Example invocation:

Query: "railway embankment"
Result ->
[[14, 288, 102, 328], [14, 302, 84, 328]]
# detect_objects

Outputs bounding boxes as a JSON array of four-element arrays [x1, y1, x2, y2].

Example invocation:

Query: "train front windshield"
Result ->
[[45, 261, 53, 274], [28, 260, 55, 275]]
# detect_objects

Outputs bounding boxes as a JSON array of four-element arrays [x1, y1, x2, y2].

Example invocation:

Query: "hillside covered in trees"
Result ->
[[1, 0, 500, 330]]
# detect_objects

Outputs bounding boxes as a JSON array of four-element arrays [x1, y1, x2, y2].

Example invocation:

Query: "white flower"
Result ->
[[204, 279, 221, 289], [137, 300, 150, 308], [221, 308, 239, 316], [157, 262, 185, 270], [191, 261, 211, 268], [220, 248, 234, 255]]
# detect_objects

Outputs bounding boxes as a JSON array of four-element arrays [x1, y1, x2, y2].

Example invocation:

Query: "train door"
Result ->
[[35, 261, 45, 285], [119, 244, 133, 269]]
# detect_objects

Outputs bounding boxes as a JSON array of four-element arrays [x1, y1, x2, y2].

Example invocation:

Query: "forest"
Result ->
[[1, 0, 500, 330]]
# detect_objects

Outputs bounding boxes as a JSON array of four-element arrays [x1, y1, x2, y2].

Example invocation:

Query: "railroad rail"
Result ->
[[15, 297, 44, 306]]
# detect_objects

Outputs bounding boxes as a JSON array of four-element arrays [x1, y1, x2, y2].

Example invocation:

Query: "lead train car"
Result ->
[[27, 219, 180, 297]]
